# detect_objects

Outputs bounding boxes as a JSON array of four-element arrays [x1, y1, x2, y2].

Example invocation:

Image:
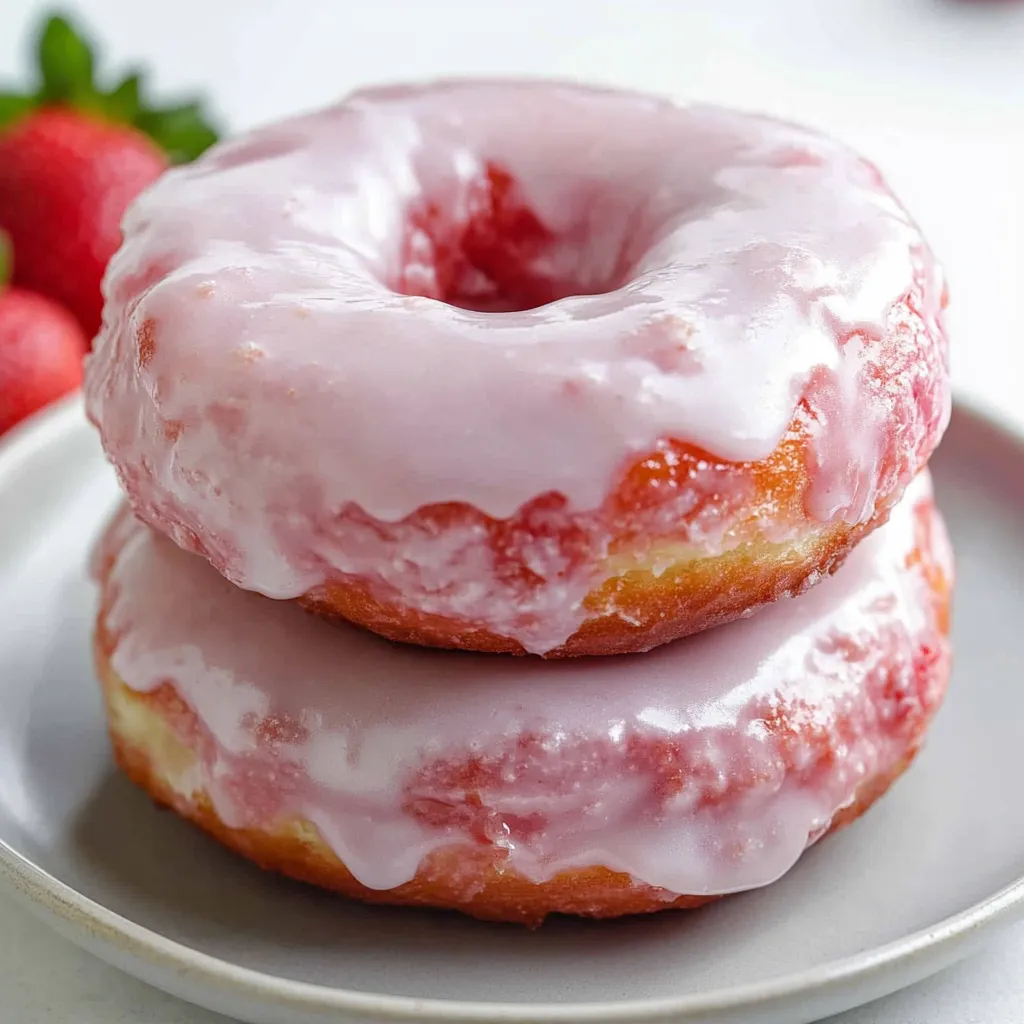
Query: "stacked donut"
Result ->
[[85, 81, 953, 925]]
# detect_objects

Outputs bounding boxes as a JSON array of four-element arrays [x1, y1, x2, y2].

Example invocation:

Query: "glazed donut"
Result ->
[[85, 81, 951, 656], [93, 473, 952, 925]]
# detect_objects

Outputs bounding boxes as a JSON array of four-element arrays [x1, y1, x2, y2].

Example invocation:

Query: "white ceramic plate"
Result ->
[[0, 398, 1022, 1024]]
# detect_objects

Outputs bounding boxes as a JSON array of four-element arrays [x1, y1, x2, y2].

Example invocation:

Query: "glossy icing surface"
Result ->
[[96, 474, 951, 897], [85, 81, 950, 651]]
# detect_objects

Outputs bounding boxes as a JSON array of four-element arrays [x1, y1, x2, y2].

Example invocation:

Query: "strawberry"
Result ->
[[0, 233, 87, 436], [0, 14, 218, 338], [0, 110, 166, 341]]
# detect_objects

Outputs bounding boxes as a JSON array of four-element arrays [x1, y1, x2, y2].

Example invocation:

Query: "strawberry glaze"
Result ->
[[95, 473, 951, 897], [85, 81, 950, 653]]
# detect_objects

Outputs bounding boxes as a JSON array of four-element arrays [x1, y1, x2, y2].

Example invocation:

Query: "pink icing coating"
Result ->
[[85, 81, 950, 653], [97, 474, 950, 897]]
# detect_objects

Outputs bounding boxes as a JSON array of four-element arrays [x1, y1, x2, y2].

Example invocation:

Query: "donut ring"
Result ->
[[93, 474, 952, 925], [85, 81, 950, 656]]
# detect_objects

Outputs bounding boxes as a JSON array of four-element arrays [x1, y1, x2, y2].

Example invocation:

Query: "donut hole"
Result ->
[[395, 162, 634, 313]]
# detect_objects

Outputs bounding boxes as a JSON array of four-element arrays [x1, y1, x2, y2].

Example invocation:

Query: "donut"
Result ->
[[92, 473, 952, 925], [85, 81, 951, 656]]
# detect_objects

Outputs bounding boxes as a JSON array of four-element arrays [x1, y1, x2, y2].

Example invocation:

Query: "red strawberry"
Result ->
[[0, 15, 218, 339], [0, 110, 166, 340], [0, 234, 87, 436]]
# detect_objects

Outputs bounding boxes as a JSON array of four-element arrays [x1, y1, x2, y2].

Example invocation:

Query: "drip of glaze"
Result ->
[[99, 473, 950, 896]]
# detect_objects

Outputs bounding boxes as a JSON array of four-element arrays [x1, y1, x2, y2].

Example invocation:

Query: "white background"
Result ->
[[1, 1, 1023, 1021]]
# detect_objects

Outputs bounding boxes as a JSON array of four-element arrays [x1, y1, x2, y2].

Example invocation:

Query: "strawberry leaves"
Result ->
[[105, 71, 141, 122], [37, 14, 94, 104], [0, 11, 219, 163], [0, 231, 10, 289], [137, 102, 219, 164], [0, 94, 34, 132]]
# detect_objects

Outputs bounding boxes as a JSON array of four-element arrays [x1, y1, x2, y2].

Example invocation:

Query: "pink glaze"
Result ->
[[85, 81, 950, 653], [97, 474, 951, 897]]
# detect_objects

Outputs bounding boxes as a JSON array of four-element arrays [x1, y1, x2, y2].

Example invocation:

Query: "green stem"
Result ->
[[0, 231, 11, 289]]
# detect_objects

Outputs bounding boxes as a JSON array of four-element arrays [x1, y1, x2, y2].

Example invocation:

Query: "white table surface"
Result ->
[[1, 1, 1023, 1021]]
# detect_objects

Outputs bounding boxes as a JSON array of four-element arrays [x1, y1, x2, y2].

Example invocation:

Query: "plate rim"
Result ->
[[0, 393, 1022, 1023]]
